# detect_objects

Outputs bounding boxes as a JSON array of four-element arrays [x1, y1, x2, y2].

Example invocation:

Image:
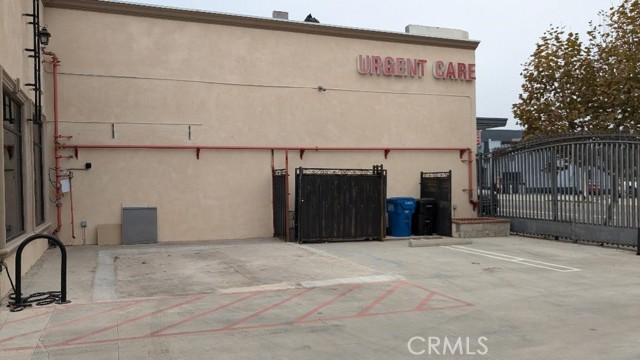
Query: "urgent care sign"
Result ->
[[356, 54, 476, 81]]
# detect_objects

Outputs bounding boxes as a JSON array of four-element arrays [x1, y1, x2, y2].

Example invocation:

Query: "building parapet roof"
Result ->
[[43, 0, 480, 50]]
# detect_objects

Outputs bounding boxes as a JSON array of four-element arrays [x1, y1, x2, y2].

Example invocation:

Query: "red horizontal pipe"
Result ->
[[61, 143, 477, 208], [62, 144, 466, 152]]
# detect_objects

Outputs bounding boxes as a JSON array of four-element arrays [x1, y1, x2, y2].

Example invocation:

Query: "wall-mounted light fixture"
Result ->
[[39, 27, 51, 47]]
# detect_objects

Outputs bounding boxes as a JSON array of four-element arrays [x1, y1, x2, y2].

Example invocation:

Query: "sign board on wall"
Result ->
[[357, 55, 476, 81]]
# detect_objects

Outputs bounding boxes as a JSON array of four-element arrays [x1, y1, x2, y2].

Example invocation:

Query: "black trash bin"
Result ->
[[412, 198, 438, 235]]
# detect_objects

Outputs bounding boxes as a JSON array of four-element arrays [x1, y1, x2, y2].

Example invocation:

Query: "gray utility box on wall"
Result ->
[[122, 205, 158, 245]]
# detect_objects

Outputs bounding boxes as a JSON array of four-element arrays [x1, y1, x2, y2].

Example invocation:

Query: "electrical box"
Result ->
[[122, 206, 157, 245], [60, 179, 70, 193]]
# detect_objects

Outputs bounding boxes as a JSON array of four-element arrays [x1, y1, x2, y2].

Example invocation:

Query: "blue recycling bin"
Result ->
[[386, 197, 416, 237]]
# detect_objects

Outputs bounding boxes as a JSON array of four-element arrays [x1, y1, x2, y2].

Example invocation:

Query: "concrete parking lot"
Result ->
[[1, 236, 639, 359]]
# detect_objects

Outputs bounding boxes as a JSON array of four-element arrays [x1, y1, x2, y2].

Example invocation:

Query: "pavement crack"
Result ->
[[213, 251, 261, 284], [32, 307, 56, 359], [117, 316, 121, 360]]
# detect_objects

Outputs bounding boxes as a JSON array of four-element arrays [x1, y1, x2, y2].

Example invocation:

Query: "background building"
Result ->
[[478, 128, 521, 155], [1, 0, 480, 296]]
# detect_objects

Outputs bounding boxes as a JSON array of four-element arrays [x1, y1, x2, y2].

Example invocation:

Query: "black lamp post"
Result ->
[[23, 0, 51, 124]]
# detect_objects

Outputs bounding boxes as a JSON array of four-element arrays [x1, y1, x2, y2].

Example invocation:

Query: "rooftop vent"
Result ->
[[272, 11, 289, 20], [405, 25, 469, 40]]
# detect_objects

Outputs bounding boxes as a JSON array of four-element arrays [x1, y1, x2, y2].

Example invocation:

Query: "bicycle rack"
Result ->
[[11, 234, 69, 309]]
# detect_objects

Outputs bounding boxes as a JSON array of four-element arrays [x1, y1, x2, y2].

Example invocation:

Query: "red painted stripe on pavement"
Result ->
[[371, 303, 472, 316], [299, 304, 472, 325], [293, 285, 360, 324], [414, 292, 437, 311], [1, 345, 37, 352], [0, 300, 145, 344], [58, 298, 143, 309], [4, 310, 54, 325], [1, 282, 471, 352], [57, 295, 204, 345], [148, 292, 260, 336], [221, 288, 313, 330], [1, 293, 472, 351], [31, 291, 310, 348], [356, 281, 405, 316], [408, 282, 473, 306]]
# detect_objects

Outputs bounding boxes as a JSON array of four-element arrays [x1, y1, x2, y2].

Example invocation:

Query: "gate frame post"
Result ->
[[373, 164, 386, 241], [284, 149, 290, 242]]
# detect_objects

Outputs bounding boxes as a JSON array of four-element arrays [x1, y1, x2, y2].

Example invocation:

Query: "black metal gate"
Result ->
[[420, 171, 452, 236], [477, 133, 640, 247], [295, 166, 386, 243], [272, 169, 288, 239]]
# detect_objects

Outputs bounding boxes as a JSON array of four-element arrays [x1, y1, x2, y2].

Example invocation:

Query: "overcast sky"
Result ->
[[133, 0, 617, 129]]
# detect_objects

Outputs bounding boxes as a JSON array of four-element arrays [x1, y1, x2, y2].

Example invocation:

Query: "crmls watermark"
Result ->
[[407, 336, 488, 356]]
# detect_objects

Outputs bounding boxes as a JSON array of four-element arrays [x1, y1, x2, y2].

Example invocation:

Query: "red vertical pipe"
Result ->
[[69, 175, 75, 239], [284, 149, 290, 242], [467, 148, 478, 209], [44, 50, 63, 236], [270, 149, 275, 173]]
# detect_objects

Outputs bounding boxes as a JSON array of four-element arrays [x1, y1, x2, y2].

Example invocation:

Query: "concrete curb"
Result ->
[[408, 238, 473, 247]]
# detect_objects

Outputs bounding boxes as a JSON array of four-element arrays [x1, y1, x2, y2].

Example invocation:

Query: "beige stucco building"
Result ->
[[1, 0, 479, 297]]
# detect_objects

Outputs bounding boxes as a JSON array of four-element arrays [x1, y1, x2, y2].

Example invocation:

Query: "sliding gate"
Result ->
[[478, 133, 640, 247], [295, 166, 386, 243]]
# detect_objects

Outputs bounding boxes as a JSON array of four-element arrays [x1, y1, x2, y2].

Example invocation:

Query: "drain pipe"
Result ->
[[68, 173, 76, 239], [43, 50, 63, 236], [468, 149, 478, 211]]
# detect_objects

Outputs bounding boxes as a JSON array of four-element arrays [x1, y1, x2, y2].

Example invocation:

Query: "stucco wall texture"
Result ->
[[1, 0, 50, 297], [40, 4, 478, 244]]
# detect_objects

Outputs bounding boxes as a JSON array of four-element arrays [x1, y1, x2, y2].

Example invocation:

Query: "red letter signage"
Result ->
[[356, 55, 475, 81]]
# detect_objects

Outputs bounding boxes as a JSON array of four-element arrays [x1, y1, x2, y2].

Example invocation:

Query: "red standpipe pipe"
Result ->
[[270, 149, 274, 173], [64, 144, 478, 208], [468, 149, 478, 210], [43, 50, 63, 236]]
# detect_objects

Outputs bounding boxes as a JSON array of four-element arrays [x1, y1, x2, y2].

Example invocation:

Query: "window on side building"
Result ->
[[3, 92, 24, 241]]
